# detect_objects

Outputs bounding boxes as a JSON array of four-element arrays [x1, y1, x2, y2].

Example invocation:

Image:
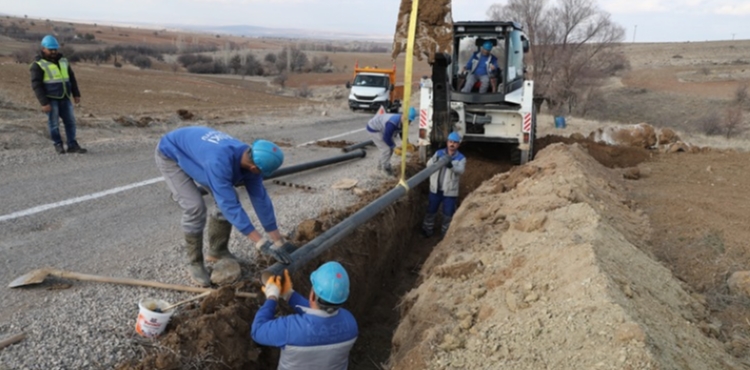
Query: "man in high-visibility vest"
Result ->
[[30, 35, 87, 154]]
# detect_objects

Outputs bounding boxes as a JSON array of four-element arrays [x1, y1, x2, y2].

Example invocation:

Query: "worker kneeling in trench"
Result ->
[[252, 262, 359, 370]]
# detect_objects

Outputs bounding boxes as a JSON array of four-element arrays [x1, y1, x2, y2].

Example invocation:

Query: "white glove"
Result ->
[[261, 276, 281, 299], [255, 237, 272, 251]]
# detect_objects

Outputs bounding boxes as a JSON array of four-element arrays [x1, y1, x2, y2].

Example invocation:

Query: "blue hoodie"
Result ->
[[158, 126, 277, 235]]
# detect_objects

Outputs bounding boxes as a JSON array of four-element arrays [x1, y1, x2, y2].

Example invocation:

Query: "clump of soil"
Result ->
[[315, 140, 354, 149], [392, 0, 453, 62]]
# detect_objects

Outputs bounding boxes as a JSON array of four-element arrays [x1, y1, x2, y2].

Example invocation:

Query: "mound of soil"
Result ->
[[388, 143, 743, 369]]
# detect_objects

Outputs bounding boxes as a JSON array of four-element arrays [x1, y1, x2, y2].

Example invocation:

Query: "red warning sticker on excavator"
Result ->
[[523, 113, 532, 133]]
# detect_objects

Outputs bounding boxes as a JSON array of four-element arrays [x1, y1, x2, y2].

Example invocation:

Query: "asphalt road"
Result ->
[[0, 110, 411, 323]]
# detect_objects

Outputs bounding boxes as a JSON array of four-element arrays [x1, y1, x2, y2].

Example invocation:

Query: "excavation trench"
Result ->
[[117, 136, 647, 370]]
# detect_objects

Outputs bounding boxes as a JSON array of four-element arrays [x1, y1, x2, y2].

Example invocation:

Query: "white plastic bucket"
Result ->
[[135, 299, 173, 338]]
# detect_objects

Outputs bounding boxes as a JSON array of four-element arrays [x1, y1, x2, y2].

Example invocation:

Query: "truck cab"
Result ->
[[346, 62, 403, 113]]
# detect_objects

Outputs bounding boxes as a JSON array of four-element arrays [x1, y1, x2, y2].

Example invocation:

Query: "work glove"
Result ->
[[274, 239, 298, 254], [446, 160, 453, 169], [255, 238, 293, 265], [261, 275, 281, 300], [280, 269, 294, 301]]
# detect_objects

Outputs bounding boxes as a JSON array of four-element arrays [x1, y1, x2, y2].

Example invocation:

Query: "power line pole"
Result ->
[[633, 25, 637, 43]]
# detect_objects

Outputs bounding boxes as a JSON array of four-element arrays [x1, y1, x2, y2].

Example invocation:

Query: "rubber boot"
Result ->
[[205, 216, 236, 262], [440, 215, 453, 237], [185, 232, 211, 287], [422, 213, 436, 237]]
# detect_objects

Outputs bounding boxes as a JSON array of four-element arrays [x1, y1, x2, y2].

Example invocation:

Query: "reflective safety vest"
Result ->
[[35, 58, 72, 99]]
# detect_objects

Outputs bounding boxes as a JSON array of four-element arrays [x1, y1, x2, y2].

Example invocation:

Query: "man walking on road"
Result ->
[[422, 132, 466, 238], [252, 262, 358, 370], [366, 107, 416, 175], [30, 35, 87, 154], [155, 126, 293, 286]]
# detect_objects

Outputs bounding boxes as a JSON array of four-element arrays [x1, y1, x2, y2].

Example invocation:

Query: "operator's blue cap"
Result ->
[[482, 41, 493, 50]]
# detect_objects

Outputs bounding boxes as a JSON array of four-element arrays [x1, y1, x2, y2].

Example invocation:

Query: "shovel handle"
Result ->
[[50, 270, 256, 298], [0, 332, 26, 350]]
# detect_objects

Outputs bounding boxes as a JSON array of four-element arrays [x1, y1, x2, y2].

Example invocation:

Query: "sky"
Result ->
[[2, 0, 749, 43]]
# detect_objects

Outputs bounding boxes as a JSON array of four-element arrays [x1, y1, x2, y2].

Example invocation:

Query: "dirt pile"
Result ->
[[388, 143, 743, 369], [115, 285, 273, 370], [391, 0, 453, 62]]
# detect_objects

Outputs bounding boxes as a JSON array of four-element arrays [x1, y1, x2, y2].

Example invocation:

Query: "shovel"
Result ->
[[8, 268, 256, 298]]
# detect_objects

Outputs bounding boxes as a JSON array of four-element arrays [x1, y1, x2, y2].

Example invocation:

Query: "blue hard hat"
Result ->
[[251, 140, 284, 177], [41, 35, 59, 49], [408, 107, 417, 122], [310, 261, 350, 304], [482, 41, 493, 51], [448, 132, 462, 142]]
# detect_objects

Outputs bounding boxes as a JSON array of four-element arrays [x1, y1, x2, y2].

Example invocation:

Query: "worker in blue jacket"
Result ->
[[156, 126, 293, 286], [366, 107, 416, 175], [422, 132, 466, 238], [460, 40, 500, 93], [252, 262, 358, 370]]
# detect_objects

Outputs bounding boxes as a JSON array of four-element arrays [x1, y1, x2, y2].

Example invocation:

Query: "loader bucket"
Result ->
[[392, 0, 453, 63]]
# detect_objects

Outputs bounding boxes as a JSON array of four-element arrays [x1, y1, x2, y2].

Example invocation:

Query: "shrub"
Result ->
[[696, 112, 723, 136], [273, 73, 288, 88], [132, 55, 151, 69], [296, 83, 313, 98], [12, 47, 35, 64]]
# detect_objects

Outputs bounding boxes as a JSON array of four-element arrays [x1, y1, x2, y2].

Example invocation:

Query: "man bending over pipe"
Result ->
[[155, 126, 293, 287]]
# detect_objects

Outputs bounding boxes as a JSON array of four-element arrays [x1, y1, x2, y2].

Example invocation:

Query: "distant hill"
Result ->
[[177, 24, 392, 42]]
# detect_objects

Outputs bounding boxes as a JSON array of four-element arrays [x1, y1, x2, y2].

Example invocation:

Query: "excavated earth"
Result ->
[[116, 133, 750, 370]]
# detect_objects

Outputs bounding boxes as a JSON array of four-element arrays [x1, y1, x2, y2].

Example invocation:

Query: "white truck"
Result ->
[[417, 21, 536, 165], [345, 62, 404, 113]]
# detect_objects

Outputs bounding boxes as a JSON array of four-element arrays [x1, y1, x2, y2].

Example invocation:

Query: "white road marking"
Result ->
[[0, 177, 164, 222], [1, 130, 368, 223], [296, 128, 366, 147]]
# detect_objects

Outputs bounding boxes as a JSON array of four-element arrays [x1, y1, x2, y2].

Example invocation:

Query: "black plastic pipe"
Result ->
[[198, 149, 367, 195], [342, 140, 373, 152], [265, 149, 366, 180], [262, 155, 452, 280]]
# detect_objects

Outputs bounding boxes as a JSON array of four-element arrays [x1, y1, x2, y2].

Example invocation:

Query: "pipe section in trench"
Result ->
[[261, 155, 452, 282]]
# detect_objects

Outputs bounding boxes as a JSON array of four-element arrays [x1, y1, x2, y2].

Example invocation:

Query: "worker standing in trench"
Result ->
[[366, 106, 417, 175], [422, 132, 466, 238], [252, 262, 359, 369], [155, 126, 294, 287]]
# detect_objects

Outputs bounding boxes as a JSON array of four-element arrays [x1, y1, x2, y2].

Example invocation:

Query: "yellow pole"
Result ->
[[398, 0, 419, 189]]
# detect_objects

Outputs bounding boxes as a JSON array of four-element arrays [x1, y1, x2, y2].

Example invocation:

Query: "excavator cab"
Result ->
[[450, 21, 528, 104], [423, 21, 536, 165]]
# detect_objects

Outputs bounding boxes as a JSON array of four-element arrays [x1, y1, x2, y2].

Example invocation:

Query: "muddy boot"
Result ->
[[185, 232, 211, 287], [205, 216, 236, 262], [440, 215, 453, 237], [422, 213, 436, 237]]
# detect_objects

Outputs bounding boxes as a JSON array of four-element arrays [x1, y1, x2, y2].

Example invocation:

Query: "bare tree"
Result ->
[[229, 54, 242, 75], [275, 47, 309, 73], [488, 0, 626, 114]]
